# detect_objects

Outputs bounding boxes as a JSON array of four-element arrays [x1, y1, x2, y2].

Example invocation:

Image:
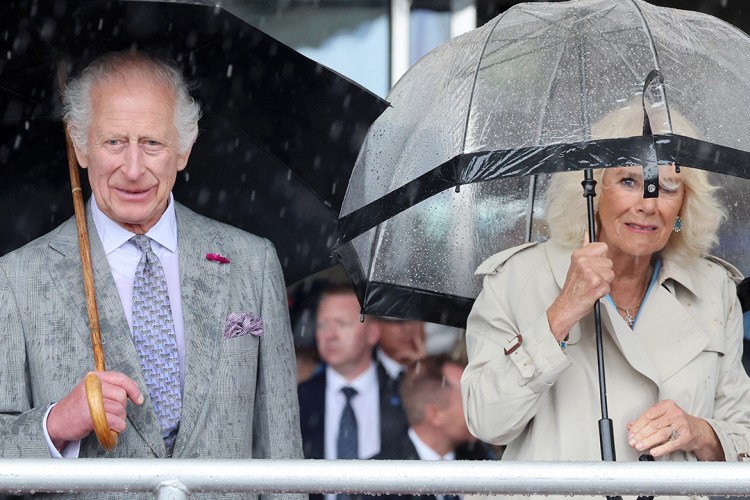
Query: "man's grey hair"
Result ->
[[62, 50, 202, 154]]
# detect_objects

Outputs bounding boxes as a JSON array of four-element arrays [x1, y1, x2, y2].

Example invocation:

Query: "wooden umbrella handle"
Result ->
[[84, 373, 118, 451], [66, 136, 119, 451], [58, 62, 118, 450]]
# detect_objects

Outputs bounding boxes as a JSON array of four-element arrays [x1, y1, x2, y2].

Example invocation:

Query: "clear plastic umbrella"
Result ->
[[334, 0, 750, 328]]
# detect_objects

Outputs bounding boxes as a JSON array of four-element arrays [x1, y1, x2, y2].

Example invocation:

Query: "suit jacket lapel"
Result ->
[[172, 203, 228, 456], [48, 208, 166, 456]]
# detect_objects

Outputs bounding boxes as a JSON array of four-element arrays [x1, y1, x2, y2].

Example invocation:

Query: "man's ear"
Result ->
[[424, 403, 442, 427], [365, 320, 381, 347], [70, 127, 88, 169], [176, 145, 193, 172]]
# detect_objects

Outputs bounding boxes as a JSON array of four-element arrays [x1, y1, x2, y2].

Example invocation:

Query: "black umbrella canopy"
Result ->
[[0, 0, 388, 285], [333, 0, 750, 327]]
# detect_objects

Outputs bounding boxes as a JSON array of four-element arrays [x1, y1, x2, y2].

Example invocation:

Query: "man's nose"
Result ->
[[121, 143, 144, 178]]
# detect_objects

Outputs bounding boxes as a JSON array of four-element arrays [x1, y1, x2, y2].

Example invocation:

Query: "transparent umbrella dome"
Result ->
[[334, 0, 750, 327]]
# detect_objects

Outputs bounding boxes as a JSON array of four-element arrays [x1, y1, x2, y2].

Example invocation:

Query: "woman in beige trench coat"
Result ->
[[461, 165, 750, 499]]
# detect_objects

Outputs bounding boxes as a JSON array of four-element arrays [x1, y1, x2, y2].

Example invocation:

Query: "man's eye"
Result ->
[[107, 139, 121, 145], [142, 139, 163, 151]]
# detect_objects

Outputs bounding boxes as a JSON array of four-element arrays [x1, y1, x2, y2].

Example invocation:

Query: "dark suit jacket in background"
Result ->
[[297, 362, 409, 500], [371, 428, 497, 500]]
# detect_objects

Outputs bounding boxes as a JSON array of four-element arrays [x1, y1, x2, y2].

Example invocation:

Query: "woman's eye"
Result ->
[[621, 177, 636, 187]]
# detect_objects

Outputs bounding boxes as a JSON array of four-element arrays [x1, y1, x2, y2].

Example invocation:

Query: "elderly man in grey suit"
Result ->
[[0, 50, 303, 498]]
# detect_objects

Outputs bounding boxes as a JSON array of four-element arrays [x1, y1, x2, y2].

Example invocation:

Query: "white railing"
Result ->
[[2, 459, 750, 499]]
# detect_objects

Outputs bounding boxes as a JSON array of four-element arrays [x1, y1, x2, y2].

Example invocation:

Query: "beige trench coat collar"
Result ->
[[544, 240, 711, 389]]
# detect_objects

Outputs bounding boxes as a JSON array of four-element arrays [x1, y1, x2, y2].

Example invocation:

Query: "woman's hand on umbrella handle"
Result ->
[[626, 399, 724, 461], [546, 235, 613, 340], [47, 371, 143, 452]]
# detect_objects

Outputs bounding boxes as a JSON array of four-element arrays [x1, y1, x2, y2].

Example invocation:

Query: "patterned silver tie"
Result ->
[[131, 234, 181, 455]]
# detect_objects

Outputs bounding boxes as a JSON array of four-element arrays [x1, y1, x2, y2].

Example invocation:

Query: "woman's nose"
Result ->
[[634, 195, 657, 213]]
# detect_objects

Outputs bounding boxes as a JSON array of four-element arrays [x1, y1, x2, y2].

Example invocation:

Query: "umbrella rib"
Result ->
[[626, 0, 662, 73], [457, 10, 511, 155]]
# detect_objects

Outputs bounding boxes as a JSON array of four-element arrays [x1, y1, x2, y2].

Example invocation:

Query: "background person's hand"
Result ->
[[627, 399, 723, 460], [46, 371, 143, 450], [396, 331, 427, 365], [546, 232, 614, 341]]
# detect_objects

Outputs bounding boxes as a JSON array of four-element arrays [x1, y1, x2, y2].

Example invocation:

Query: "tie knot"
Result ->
[[341, 386, 357, 402], [131, 234, 153, 255]]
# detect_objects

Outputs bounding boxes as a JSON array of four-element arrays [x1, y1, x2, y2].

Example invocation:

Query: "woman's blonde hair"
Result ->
[[545, 97, 726, 264], [545, 166, 726, 264]]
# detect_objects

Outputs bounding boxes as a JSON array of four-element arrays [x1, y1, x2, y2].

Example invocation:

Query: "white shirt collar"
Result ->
[[326, 362, 378, 395], [91, 193, 178, 254], [408, 427, 455, 461], [376, 347, 403, 380]]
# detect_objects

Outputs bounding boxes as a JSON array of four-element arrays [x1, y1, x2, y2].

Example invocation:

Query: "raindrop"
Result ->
[[250, 190, 256, 202], [185, 172, 190, 182], [287, 170, 292, 181], [13, 134, 21, 149], [6, 50, 10, 60], [279, 207, 286, 219], [98, 18, 103, 31], [24, 121, 29, 130], [226, 64, 233, 78]]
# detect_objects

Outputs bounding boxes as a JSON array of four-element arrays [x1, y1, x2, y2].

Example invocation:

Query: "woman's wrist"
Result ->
[[546, 304, 574, 342]]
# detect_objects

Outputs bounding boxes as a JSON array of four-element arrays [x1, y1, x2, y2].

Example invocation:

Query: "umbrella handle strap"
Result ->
[[84, 373, 119, 451]]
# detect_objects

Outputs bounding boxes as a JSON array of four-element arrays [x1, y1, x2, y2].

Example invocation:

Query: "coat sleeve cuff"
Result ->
[[703, 416, 750, 461], [505, 315, 571, 393]]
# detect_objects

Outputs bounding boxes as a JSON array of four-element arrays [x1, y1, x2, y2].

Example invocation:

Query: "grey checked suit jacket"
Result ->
[[0, 202, 304, 499]]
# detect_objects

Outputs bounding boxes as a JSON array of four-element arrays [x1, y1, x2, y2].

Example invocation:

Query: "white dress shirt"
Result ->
[[45, 194, 185, 458], [376, 347, 403, 380], [408, 428, 457, 500], [323, 362, 381, 500], [324, 363, 381, 460]]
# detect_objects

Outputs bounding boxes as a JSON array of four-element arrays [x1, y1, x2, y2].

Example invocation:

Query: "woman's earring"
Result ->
[[673, 215, 682, 232]]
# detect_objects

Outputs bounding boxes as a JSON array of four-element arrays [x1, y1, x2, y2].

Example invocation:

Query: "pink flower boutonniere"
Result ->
[[206, 253, 230, 264]]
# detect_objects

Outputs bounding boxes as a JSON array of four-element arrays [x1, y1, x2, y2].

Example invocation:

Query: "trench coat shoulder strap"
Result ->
[[705, 254, 744, 284], [474, 242, 538, 276]]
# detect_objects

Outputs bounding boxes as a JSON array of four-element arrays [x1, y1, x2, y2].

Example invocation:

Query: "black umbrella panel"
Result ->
[[1, 0, 388, 285]]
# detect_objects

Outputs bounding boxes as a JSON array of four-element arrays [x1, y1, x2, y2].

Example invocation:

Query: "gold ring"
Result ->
[[669, 425, 679, 441]]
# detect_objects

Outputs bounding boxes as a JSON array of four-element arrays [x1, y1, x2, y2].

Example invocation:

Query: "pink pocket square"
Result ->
[[224, 312, 263, 339]]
